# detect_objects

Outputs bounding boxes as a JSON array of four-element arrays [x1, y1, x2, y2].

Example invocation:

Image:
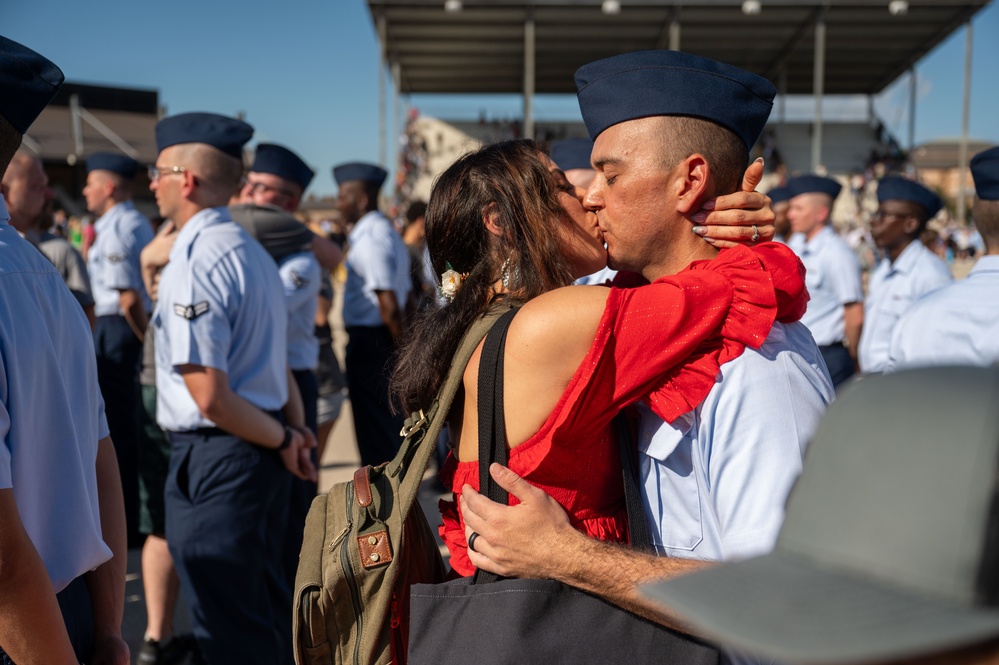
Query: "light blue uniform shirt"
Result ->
[[789, 226, 864, 346], [153, 207, 288, 432], [280, 250, 321, 371], [887, 255, 999, 370], [858, 241, 952, 374], [343, 210, 411, 327], [574, 266, 618, 286], [88, 200, 155, 316], [0, 195, 112, 592], [639, 322, 832, 560], [638, 321, 833, 665]]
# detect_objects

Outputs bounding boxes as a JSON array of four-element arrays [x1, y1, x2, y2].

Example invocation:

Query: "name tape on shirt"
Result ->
[[174, 301, 210, 320]]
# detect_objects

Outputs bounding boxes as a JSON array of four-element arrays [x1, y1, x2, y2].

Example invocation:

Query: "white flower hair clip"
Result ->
[[439, 262, 469, 302]]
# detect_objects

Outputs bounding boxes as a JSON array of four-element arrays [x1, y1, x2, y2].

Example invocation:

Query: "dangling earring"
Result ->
[[501, 258, 511, 290]]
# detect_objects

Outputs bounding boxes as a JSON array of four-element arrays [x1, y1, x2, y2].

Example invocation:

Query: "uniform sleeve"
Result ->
[[280, 253, 321, 313], [828, 244, 863, 305], [162, 258, 234, 374], [254, 217, 314, 261], [352, 231, 400, 292], [100, 231, 145, 293]]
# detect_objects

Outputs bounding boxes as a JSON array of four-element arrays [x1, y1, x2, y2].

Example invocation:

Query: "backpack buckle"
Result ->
[[399, 409, 427, 438]]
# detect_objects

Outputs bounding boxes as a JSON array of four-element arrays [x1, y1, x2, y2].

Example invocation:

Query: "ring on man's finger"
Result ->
[[468, 531, 480, 553], [750, 225, 760, 243]]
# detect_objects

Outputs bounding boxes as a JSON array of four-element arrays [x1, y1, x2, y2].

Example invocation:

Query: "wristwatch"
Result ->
[[277, 425, 294, 451]]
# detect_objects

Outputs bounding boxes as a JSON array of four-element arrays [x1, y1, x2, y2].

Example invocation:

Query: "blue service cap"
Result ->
[[550, 138, 594, 172], [768, 186, 791, 205], [971, 147, 999, 201], [877, 176, 943, 218], [574, 50, 776, 150], [333, 162, 387, 188], [155, 112, 253, 159], [0, 35, 64, 135], [786, 174, 842, 200], [251, 143, 315, 191], [86, 152, 141, 179]]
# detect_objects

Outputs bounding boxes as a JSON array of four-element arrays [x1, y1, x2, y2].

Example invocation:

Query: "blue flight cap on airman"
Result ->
[[786, 174, 842, 200], [86, 152, 141, 179], [0, 35, 64, 135], [251, 143, 315, 191], [574, 50, 776, 150], [550, 138, 594, 172], [877, 176, 943, 218], [768, 186, 791, 205], [333, 162, 387, 189], [971, 147, 999, 201], [155, 112, 253, 159]]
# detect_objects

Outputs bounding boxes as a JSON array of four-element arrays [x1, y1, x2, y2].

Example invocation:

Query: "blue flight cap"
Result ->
[[155, 112, 253, 159], [574, 50, 776, 150], [877, 176, 943, 219], [0, 35, 64, 135], [971, 147, 999, 201], [86, 152, 141, 179], [550, 138, 594, 172], [786, 174, 842, 200], [768, 186, 791, 205], [333, 162, 387, 188], [251, 143, 315, 191]]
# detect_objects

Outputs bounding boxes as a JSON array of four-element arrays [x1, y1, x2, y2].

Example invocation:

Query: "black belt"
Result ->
[[176, 409, 283, 438]]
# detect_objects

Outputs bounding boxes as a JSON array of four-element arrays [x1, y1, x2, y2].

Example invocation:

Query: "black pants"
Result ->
[[94, 314, 143, 547], [0, 576, 93, 664], [166, 430, 293, 665], [283, 369, 319, 609], [345, 325, 405, 467], [820, 343, 855, 389]]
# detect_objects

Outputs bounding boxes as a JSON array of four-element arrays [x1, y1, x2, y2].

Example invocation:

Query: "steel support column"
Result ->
[[908, 67, 917, 152], [957, 20, 973, 225], [377, 14, 387, 166], [811, 11, 826, 172], [523, 10, 535, 139]]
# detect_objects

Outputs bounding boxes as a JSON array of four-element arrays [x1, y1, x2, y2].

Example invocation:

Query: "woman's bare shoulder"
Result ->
[[510, 285, 611, 358]]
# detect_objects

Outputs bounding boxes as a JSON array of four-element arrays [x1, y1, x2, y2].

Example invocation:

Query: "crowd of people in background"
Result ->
[[4, 31, 999, 665]]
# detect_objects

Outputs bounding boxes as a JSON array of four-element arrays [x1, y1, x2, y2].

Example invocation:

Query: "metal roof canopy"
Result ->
[[367, 0, 987, 96]]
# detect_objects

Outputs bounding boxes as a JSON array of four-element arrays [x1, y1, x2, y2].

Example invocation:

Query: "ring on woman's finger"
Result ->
[[750, 225, 760, 243], [468, 531, 480, 553]]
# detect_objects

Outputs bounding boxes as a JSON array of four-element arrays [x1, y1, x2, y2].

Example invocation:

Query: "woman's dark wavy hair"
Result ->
[[391, 139, 575, 413]]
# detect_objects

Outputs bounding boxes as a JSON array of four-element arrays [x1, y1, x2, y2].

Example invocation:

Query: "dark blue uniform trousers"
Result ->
[[282, 369, 318, 618], [94, 314, 143, 546], [345, 325, 405, 467], [819, 342, 856, 389], [166, 430, 293, 665]]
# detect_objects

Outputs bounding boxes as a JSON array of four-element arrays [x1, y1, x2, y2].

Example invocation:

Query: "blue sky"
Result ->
[[4, 0, 998, 197]]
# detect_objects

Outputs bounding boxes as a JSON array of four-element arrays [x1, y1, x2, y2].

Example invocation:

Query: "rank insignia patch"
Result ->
[[174, 301, 210, 320], [106, 254, 127, 264], [291, 270, 308, 290]]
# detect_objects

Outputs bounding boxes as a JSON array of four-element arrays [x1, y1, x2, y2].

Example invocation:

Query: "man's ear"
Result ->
[[0, 181, 8, 199], [675, 153, 711, 215], [903, 216, 921, 236], [482, 202, 503, 238]]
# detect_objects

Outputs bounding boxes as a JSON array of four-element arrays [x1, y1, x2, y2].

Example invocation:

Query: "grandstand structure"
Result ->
[[367, 0, 990, 220]]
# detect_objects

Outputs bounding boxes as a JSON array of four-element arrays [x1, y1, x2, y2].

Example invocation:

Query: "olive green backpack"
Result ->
[[293, 304, 512, 665]]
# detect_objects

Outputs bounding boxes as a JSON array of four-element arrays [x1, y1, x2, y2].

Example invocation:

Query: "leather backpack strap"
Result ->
[[615, 415, 653, 552]]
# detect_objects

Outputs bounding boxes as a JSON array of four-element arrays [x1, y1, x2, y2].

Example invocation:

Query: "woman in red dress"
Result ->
[[391, 140, 804, 576]]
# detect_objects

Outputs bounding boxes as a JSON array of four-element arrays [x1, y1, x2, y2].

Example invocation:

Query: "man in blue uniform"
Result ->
[[335, 162, 410, 467], [456, 51, 831, 665], [150, 112, 315, 664], [787, 175, 864, 387], [84, 151, 155, 548], [0, 34, 128, 665], [857, 176, 951, 374], [767, 185, 791, 243], [888, 147, 999, 369]]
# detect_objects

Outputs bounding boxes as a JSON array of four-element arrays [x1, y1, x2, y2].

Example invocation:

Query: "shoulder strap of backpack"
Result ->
[[386, 300, 517, 511]]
